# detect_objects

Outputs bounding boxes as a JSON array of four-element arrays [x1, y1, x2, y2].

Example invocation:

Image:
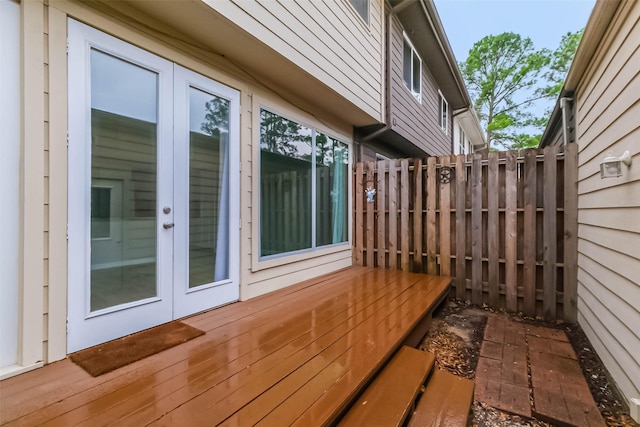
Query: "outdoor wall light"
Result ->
[[600, 150, 631, 179]]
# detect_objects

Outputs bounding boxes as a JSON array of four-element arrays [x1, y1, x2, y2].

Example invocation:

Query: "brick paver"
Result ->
[[474, 315, 605, 426]]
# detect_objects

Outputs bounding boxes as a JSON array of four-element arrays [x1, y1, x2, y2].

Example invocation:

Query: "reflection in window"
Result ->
[[259, 109, 349, 258], [316, 134, 349, 246], [260, 109, 313, 256], [348, 0, 369, 24], [90, 48, 157, 311], [188, 88, 230, 288], [403, 35, 421, 102], [91, 187, 111, 238]]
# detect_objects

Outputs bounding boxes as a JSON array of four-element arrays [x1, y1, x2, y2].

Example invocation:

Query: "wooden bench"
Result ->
[[338, 346, 436, 426], [409, 369, 475, 426], [339, 346, 475, 427]]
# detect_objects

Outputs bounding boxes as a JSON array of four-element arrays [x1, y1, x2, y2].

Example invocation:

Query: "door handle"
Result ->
[[163, 222, 175, 229]]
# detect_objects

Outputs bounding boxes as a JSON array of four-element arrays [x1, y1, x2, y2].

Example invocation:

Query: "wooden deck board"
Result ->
[[0, 267, 451, 427]]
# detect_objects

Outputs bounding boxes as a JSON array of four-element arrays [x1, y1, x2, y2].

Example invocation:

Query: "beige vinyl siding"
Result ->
[[575, 0, 640, 407], [205, 0, 384, 122], [388, 15, 451, 156]]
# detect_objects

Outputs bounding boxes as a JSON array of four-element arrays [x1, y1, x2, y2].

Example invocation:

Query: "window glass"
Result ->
[[439, 93, 448, 133], [348, 0, 369, 24], [90, 49, 158, 311], [188, 87, 230, 288], [260, 109, 349, 258], [260, 109, 313, 256], [403, 40, 412, 88], [316, 135, 349, 246], [403, 35, 421, 101]]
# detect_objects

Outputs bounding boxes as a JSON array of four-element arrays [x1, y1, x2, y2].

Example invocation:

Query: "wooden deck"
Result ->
[[0, 267, 451, 426]]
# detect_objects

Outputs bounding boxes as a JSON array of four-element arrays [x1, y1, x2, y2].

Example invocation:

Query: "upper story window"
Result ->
[[403, 34, 421, 102], [439, 91, 448, 134], [348, 0, 369, 25]]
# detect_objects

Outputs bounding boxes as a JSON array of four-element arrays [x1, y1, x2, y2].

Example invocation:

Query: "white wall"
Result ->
[[0, 0, 21, 369]]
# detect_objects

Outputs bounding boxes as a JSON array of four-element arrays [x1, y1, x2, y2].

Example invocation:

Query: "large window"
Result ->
[[260, 109, 349, 258], [439, 91, 449, 133], [403, 35, 421, 102], [347, 0, 369, 24]]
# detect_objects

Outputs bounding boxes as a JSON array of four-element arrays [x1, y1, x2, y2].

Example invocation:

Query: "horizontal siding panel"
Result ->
[[577, 3, 640, 127], [209, 0, 383, 118], [578, 178, 640, 207], [579, 224, 640, 264], [578, 207, 640, 233], [577, 295, 640, 404], [578, 248, 640, 313]]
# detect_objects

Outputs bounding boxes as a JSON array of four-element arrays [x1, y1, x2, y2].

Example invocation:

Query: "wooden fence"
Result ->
[[353, 145, 578, 322]]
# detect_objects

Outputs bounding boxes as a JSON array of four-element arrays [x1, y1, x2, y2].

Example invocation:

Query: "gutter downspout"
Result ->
[[560, 97, 573, 146], [359, 0, 411, 143]]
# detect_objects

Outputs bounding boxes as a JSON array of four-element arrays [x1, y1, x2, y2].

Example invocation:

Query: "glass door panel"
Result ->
[[90, 49, 158, 312], [188, 88, 230, 288]]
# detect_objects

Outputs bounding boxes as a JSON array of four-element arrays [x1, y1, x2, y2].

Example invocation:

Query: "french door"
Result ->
[[67, 20, 239, 352]]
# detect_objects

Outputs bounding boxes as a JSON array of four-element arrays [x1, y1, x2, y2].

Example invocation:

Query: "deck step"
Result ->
[[408, 369, 475, 427], [338, 346, 436, 427]]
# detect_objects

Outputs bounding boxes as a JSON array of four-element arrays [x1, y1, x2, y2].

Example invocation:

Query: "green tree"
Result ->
[[542, 29, 584, 99], [259, 109, 311, 156], [460, 32, 550, 150]]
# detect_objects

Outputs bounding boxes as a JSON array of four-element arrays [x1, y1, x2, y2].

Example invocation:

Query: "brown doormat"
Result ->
[[70, 321, 205, 377]]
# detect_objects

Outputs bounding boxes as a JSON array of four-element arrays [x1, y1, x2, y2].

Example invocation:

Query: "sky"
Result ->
[[433, 0, 596, 63]]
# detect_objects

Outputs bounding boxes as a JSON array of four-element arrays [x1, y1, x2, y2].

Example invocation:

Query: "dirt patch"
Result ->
[[419, 300, 638, 427]]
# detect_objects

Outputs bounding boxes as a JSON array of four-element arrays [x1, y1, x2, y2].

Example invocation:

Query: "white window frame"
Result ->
[[439, 91, 448, 134], [403, 33, 422, 103], [255, 106, 352, 266]]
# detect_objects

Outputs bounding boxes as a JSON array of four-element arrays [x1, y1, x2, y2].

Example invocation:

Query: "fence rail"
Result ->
[[353, 145, 578, 322]]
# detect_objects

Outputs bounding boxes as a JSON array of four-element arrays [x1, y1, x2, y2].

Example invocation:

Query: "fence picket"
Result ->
[[523, 149, 537, 316], [413, 159, 424, 272], [471, 155, 483, 305], [543, 146, 558, 321], [426, 157, 437, 275], [440, 156, 451, 276], [505, 151, 518, 312], [377, 160, 387, 269], [455, 155, 466, 300], [401, 159, 410, 271], [564, 144, 578, 322], [354, 162, 363, 266], [487, 152, 499, 307], [366, 162, 375, 267], [388, 160, 398, 270]]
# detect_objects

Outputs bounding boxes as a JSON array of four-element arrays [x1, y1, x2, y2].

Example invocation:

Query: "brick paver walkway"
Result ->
[[474, 314, 605, 426]]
